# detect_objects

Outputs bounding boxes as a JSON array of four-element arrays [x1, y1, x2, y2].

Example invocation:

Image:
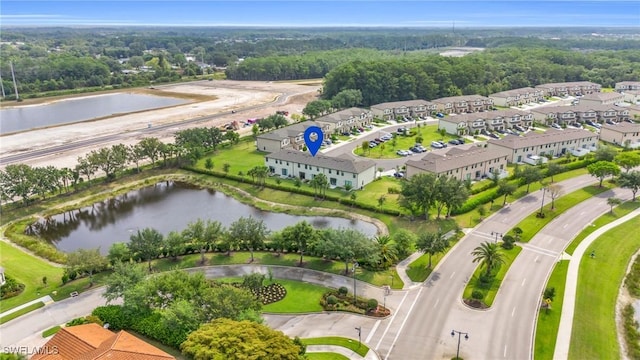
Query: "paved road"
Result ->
[[376, 174, 603, 360]]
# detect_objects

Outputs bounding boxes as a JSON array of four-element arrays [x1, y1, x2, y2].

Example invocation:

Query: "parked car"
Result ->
[[606, 120, 616, 125], [369, 141, 377, 148], [397, 127, 407, 134], [436, 113, 445, 118], [394, 171, 405, 178], [551, 123, 562, 130], [496, 128, 507, 134], [431, 141, 444, 149], [449, 139, 464, 145], [514, 125, 526, 132]]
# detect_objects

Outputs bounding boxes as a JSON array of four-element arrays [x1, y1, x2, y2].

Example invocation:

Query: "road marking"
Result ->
[[521, 278, 526, 287], [512, 306, 517, 317], [375, 291, 409, 350], [563, 223, 568, 229], [384, 287, 424, 360], [504, 345, 508, 357], [534, 255, 540, 263], [433, 298, 440, 308], [365, 320, 381, 343], [580, 211, 585, 216], [450, 271, 456, 279], [523, 243, 558, 258]]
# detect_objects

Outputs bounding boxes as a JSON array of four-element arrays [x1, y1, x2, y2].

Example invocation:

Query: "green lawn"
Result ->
[[462, 246, 522, 307], [302, 337, 370, 357], [534, 260, 569, 360], [513, 184, 611, 243], [307, 352, 349, 360], [42, 325, 62, 338], [353, 125, 465, 159], [564, 201, 640, 255], [0, 241, 64, 312], [196, 138, 264, 175], [153, 251, 403, 289], [214, 277, 326, 313], [569, 216, 640, 360], [0, 301, 44, 324], [406, 247, 453, 283]]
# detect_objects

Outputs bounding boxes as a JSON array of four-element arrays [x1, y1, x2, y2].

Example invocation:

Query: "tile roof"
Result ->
[[267, 149, 375, 173], [601, 121, 640, 133], [32, 324, 175, 360], [487, 128, 596, 149], [406, 145, 509, 173]]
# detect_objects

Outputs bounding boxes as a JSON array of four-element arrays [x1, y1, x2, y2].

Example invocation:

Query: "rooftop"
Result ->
[[257, 121, 323, 141], [601, 121, 640, 133], [371, 99, 432, 109], [267, 149, 375, 174], [315, 107, 371, 124], [432, 95, 491, 104], [580, 92, 624, 102], [439, 109, 531, 124], [487, 128, 596, 149], [406, 145, 509, 173], [489, 87, 539, 98]]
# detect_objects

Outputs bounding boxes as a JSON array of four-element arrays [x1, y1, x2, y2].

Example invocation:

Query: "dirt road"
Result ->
[[0, 79, 320, 169]]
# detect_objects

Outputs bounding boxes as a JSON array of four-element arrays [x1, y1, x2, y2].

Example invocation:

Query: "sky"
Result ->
[[1, 1, 639, 28]]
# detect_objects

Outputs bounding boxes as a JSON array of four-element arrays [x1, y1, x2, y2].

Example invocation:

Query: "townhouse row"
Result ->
[[530, 104, 631, 125]]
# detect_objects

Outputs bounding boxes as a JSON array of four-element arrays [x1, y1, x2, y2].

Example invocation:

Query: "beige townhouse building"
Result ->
[[579, 92, 624, 106], [406, 145, 510, 181], [489, 87, 544, 107], [535, 81, 601, 97], [599, 122, 640, 148], [432, 95, 494, 114], [370, 100, 436, 121], [315, 107, 373, 134], [438, 109, 533, 135], [256, 121, 329, 153], [616, 81, 640, 92]]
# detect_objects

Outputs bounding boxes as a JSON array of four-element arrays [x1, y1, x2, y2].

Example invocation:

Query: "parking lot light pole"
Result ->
[[491, 231, 503, 244], [355, 326, 362, 347], [451, 330, 469, 360]]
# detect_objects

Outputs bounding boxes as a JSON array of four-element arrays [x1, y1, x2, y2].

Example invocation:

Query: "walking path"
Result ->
[[0, 295, 53, 318], [553, 207, 640, 360], [306, 345, 381, 360], [394, 252, 423, 289]]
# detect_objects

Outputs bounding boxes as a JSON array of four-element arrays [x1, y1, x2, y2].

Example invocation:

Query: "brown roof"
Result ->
[[487, 128, 596, 149], [489, 87, 539, 98], [439, 109, 531, 124], [406, 145, 509, 173], [432, 95, 491, 104], [371, 99, 432, 109], [601, 121, 640, 134], [535, 81, 600, 89], [316, 107, 371, 124], [33, 324, 175, 360], [267, 149, 375, 173], [580, 92, 624, 102]]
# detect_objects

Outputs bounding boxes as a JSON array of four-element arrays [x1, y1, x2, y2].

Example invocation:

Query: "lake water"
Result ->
[[0, 93, 187, 134], [26, 182, 378, 254]]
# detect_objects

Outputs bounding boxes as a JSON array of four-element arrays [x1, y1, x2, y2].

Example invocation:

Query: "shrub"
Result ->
[[367, 298, 378, 311], [471, 290, 485, 300], [327, 295, 338, 305], [387, 187, 400, 194], [91, 305, 131, 331], [338, 286, 349, 295], [478, 273, 494, 289], [501, 234, 515, 250], [0, 276, 25, 299]]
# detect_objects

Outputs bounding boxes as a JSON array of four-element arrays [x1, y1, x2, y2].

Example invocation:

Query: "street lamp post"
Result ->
[[451, 329, 469, 360], [538, 186, 547, 217], [355, 326, 362, 347], [390, 275, 394, 288], [491, 231, 503, 244], [352, 262, 359, 304]]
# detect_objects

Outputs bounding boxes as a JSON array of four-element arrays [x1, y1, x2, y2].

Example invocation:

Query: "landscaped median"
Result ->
[[462, 246, 522, 308], [302, 336, 370, 357]]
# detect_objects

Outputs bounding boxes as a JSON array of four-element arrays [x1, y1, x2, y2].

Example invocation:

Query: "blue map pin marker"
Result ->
[[303, 126, 323, 157]]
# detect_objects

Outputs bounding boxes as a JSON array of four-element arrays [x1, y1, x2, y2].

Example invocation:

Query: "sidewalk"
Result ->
[[0, 295, 53, 318], [553, 207, 640, 360], [395, 251, 423, 289], [307, 345, 381, 360]]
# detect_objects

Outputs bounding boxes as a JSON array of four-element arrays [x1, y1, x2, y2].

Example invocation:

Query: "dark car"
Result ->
[[436, 113, 445, 118]]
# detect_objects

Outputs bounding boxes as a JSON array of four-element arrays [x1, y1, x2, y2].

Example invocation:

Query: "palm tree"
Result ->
[[375, 235, 398, 269], [314, 173, 329, 199], [471, 241, 505, 276]]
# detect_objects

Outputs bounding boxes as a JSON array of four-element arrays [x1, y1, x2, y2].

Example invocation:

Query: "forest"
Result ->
[[1, 27, 639, 98]]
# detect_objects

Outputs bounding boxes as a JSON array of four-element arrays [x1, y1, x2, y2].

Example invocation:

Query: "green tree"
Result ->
[[619, 171, 640, 201], [181, 319, 304, 360], [471, 241, 505, 277], [587, 161, 621, 187], [399, 173, 436, 219], [607, 197, 622, 213], [103, 261, 146, 303], [361, 141, 369, 155], [66, 248, 108, 286], [164, 230, 185, 261], [107, 242, 131, 265], [314, 228, 378, 274], [331, 89, 363, 109], [518, 166, 543, 193], [594, 145, 617, 162], [374, 235, 398, 269], [228, 216, 269, 262], [546, 162, 564, 183], [377, 194, 387, 212], [281, 221, 317, 266], [128, 227, 164, 271], [547, 183, 562, 210], [392, 229, 416, 259], [497, 179, 517, 206], [416, 232, 448, 268], [309, 173, 329, 199], [252, 124, 260, 139], [615, 152, 640, 173]]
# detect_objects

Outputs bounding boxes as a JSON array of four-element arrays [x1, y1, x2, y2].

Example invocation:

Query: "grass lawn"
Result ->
[[214, 277, 326, 313], [462, 246, 522, 307], [406, 245, 455, 283], [353, 124, 464, 159], [302, 337, 370, 357], [0, 301, 44, 324], [569, 216, 640, 360], [564, 201, 640, 255], [512, 184, 611, 243], [0, 241, 64, 312], [42, 325, 62, 338], [307, 353, 349, 360], [534, 260, 569, 360], [196, 138, 264, 175], [153, 251, 404, 289]]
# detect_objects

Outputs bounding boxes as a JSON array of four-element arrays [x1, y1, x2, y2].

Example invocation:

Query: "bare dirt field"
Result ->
[[0, 79, 321, 169]]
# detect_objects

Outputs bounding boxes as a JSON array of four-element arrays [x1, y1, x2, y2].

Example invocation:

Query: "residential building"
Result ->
[[315, 107, 373, 134], [530, 106, 577, 125], [487, 128, 598, 162], [579, 92, 624, 106], [256, 121, 329, 153], [623, 90, 640, 104], [616, 81, 640, 92], [535, 81, 601, 97], [489, 87, 544, 107], [265, 149, 376, 189], [438, 109, 533, 135], [531, 104, 630, 125], [32, 323, 175, 360], [599, 122, 640, 148], [405, 145, 510, 181], [370, 100, 436, 121], [432, 95, 493, 114]]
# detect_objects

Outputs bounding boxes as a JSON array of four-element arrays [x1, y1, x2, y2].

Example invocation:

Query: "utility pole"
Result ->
[[10, 61, 19, 101]]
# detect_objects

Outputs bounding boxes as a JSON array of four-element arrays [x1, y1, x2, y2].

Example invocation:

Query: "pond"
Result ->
[[26, 182, 378, 254], [0, 93, 187, 134]]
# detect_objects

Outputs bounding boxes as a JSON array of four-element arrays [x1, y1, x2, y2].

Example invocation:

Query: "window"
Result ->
[[329, 170, 332, 174], [330, 178, 337, 186], [353, 174, 356, 178], [345, 180, 352, 187], [281, 169, 288, 176]]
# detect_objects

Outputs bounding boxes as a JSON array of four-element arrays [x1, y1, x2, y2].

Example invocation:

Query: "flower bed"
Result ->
[[251, 283, 287, 305], [320, 290, 389, 317]]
